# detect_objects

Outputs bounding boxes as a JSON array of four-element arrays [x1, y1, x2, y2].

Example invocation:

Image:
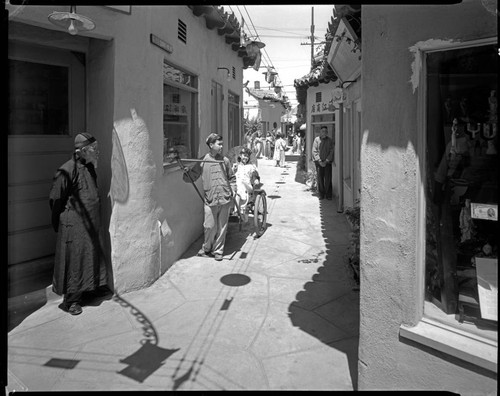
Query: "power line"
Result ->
[[236, 5, 297, 102]]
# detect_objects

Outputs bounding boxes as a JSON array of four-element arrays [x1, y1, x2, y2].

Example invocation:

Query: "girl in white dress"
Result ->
[[233, 147, 261, 222]]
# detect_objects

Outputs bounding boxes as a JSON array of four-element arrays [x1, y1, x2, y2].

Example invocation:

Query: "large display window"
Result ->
[[425, 42, 497, 336], [163, 61, 197, 163]]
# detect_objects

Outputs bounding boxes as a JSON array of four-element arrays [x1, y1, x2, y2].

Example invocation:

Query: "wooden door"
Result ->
[[8, 41, 86, 265]]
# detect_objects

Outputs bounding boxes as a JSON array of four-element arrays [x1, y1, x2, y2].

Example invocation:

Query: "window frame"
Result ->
[[399, 37, 497, 374], [227, 90, 240, 149], [162, 60, 198, 169], [211, 80, 223, 138]]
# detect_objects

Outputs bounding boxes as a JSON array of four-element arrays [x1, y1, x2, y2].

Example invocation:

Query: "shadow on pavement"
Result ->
[[287, 160, 360, 390], [112, 293, 181, 384]]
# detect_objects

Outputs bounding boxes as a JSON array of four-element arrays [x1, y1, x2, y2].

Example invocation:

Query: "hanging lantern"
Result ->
[[245, 39, 265, 57], [263, 67, 277, 84], [252, 51, 262, 71]]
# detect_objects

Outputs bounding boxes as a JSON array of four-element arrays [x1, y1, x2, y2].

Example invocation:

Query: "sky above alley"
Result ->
[[224, 4, 337, 107]]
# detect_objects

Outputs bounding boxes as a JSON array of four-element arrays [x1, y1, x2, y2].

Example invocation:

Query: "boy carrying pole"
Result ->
[[181, 133, 236, 261]]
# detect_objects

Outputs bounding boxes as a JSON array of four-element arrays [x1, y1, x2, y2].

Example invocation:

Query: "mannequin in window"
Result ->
[[433, 118, 471, 203], [459, 199, 475, 242]]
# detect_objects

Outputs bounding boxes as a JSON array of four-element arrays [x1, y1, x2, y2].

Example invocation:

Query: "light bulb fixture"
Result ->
[[48, 5, 95, 36], [217, 67, 232, 82]]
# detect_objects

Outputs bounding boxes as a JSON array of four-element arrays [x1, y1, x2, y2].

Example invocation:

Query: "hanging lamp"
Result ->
[[48, 5, 95, 36]]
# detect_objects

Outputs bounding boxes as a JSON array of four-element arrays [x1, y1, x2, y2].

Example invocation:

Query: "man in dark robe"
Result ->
[[49, 132, 107, 315]]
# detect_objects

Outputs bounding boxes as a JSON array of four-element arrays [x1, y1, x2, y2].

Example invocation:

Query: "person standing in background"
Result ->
[[273, 132, 287, 167], [311, 126, 335, 200]]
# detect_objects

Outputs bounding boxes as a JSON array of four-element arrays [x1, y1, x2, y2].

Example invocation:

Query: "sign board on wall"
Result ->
[[326, 17, 361, 83], [310, 88, 347, 115]]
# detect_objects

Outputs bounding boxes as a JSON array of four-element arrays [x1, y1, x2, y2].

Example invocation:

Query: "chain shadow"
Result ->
[[112, 293, 180, 383]]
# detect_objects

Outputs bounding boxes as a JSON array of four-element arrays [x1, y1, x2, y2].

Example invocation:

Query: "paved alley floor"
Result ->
[[7, 154, 360, 391]]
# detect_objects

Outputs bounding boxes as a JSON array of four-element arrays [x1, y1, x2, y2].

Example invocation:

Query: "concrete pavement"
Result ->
[[6, 153, 359, 391]]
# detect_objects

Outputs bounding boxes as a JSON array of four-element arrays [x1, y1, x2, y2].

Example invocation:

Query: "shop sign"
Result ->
[[332, 87, 348, 103], [163, 61, 193, 87], [310, 89, 346, 114], [326, 18, 361, 83], [151, 34, 173, 54], [164, 103, 188, 115]]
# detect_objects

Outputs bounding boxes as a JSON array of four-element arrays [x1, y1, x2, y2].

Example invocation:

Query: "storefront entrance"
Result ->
[[8, 39, 86, 295]]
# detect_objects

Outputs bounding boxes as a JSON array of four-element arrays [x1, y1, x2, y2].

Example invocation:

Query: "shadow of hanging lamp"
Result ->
[[48, 5, 95, 36]]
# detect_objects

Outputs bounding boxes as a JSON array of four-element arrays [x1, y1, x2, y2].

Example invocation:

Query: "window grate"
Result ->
[[232, 66, 236, 79], [315, 92, 322, 103], [178, 19, 187, 43]]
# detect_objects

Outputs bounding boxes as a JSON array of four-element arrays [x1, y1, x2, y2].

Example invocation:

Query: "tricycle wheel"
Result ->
[[253, 193, 267, 237]]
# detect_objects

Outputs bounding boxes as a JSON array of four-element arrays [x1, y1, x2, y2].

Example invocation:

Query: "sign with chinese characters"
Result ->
[[310, 89, 346, 114], [163, 61, 193, 87], [471, 203, 498, 221], [164, 103, 188, 115], [332, 87, 347, 104]]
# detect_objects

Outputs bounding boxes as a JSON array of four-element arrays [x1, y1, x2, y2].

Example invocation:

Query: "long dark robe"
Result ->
[[49, 156, 106, 296]]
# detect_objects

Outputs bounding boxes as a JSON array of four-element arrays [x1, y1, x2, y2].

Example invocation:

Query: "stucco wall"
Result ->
[[104, 6, 245, 292], [359, 2, 496, 392], [8, 5, 245, 293], [259, 101, 287, 132]]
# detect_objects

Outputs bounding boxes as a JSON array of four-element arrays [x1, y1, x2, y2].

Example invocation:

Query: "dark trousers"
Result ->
[[315, 162, 332, 198]]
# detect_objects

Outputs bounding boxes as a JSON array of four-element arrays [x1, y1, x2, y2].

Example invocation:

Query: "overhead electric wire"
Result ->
[[231, 5, 298, 103]]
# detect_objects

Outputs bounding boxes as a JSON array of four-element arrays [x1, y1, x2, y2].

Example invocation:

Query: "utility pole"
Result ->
[[310, 7, 314, 69], [300, 6, 326, 69]]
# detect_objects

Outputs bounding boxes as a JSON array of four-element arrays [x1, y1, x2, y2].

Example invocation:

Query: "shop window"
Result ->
[[425, 43, 497, 339], [9, 59, 69, 135], [211, 81, 223, 137], [228, 91, 240, 149], [311, 113, 335, 143], [163, 61, 197, 163]]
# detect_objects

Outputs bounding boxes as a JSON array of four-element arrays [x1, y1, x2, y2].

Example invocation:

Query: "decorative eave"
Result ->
[[188, 5, 258, 68]]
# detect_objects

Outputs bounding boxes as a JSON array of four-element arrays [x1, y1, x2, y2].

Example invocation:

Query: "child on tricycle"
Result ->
[[233, 147, 261, 223]]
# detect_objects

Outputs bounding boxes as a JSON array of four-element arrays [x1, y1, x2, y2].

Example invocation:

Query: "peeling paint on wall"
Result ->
[[409, 39, 457, 94]]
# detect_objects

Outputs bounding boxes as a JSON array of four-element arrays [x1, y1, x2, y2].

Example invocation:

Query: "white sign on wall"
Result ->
[[310, 89, 347, 114]]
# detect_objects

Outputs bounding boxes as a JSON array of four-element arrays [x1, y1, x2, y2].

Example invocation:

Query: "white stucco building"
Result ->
[[7, 5, 259, 295]]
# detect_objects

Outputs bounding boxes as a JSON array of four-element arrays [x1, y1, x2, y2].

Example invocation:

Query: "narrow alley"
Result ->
[[7, 155, 359, 391]]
